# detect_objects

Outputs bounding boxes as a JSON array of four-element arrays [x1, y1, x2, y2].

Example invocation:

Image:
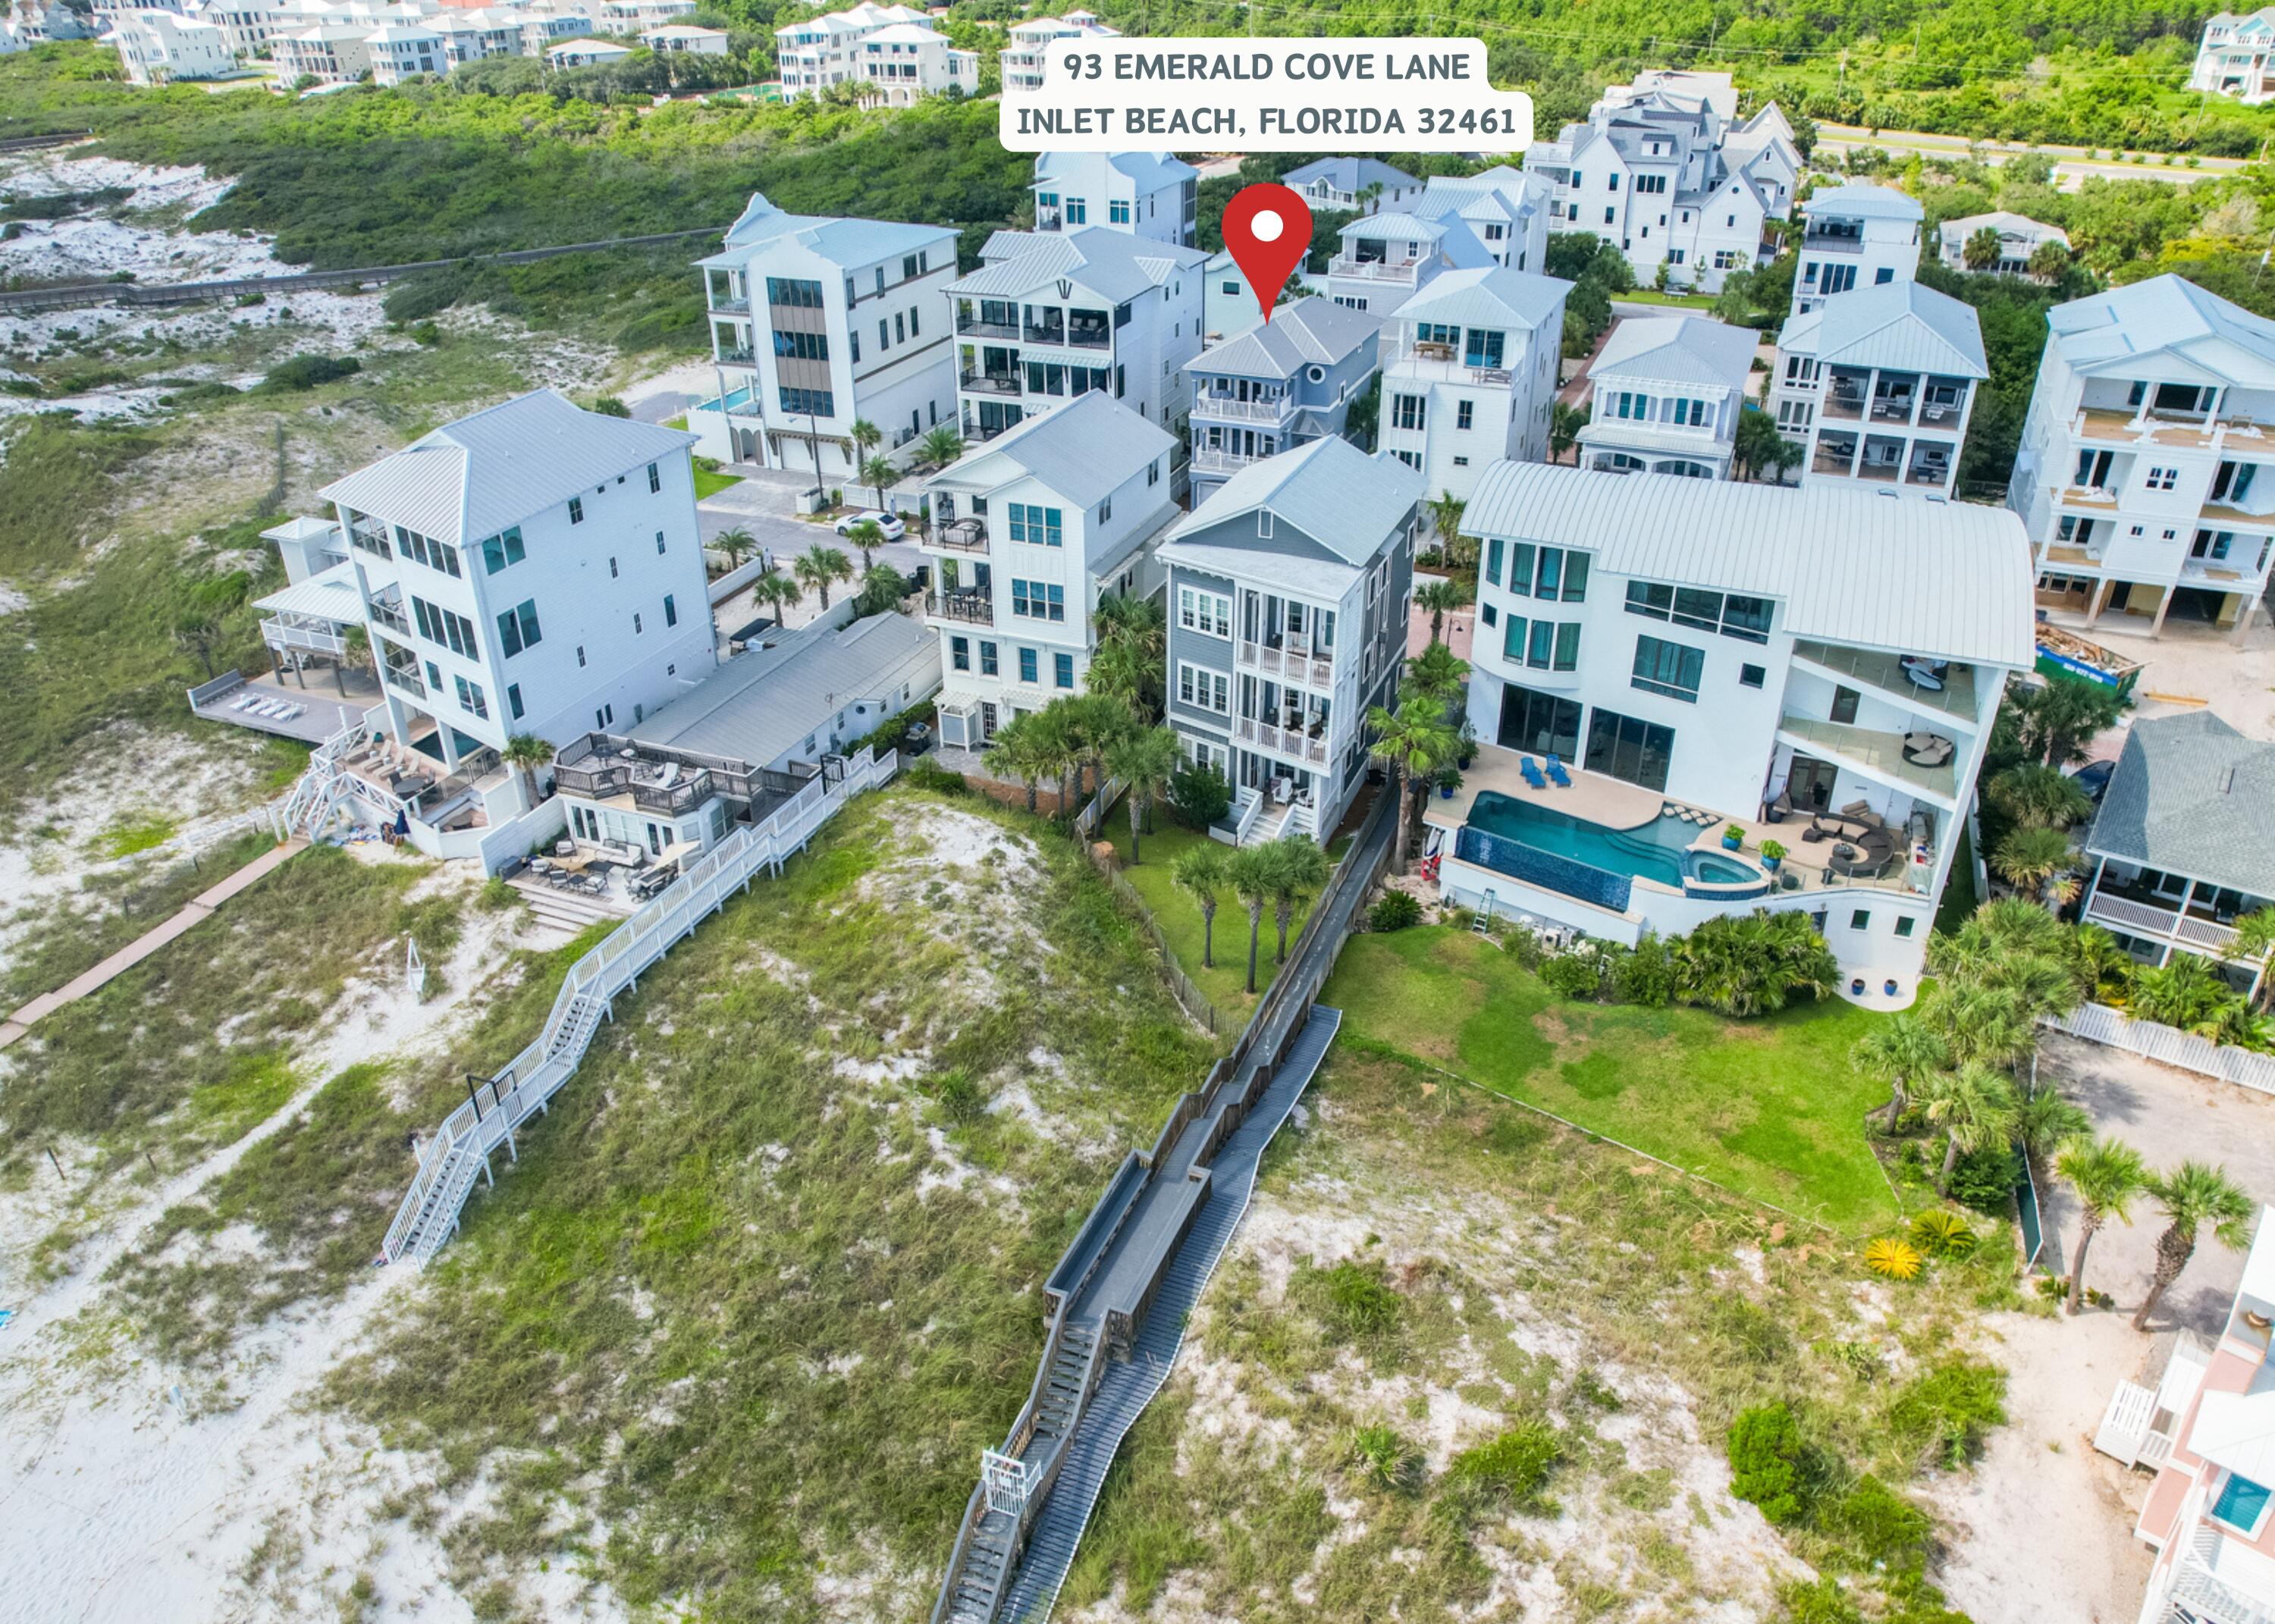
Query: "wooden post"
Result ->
[[46, 1145, 64, 1181]]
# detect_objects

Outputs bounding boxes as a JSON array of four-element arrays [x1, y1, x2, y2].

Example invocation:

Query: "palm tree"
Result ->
[[750, 565, 800, 628], [2013, 1088, 2091, 1168], [1173, 842, 1230, 969], [1851, 1013, 1948, 1130], [1227, 842, 1278, 995], [1264, 836, 1332, 965], [712, 526, 758, 573], [1068, 691, 1138, 809], [849, 416, 882, 470], [1414, 576, 1473, 643], [793, 543, 854, 611], [1367, 699, 1461, 872], [919, 424, 965, 469], [2234, 907, 2275, 1013], [1401, 641, 1471, 713], [500, 732, 554, 805], [2132, 1162, 2256, 1330], [1963, 224, 2004, 271], [1107, 724, 1180, 863], [842, 519, 886, 572], [1426, 491, 1468, 569], [1024, 704, 1081, 816], [1992, 824, 2081, 912], [1987, 763, 2092, 832], [1917, 1062, 2019, 1195], [1094, 594, 1166, 718], [983, 713, 1050, 815], [2054, 1135, 2148, 1315], [2129, 953, 2239, 1034], [860, 453, 896, 514], [1549, 402, 1589, 465]]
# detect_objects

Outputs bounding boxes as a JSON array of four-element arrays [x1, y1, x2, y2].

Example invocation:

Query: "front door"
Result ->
[[1787, 754, 1840, 812]]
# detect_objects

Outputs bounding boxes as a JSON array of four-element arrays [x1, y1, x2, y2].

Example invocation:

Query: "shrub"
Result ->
[[1540, 950, 1604, 1001], [1348, 1423, 1420, 1491], [1865, 1237, 1924, 1281], [1726, 1402, 1808, 1525], [256, 354, 360, 393], [901, 761, 968, 797], [1779, 1577, 1864, 1624], [1447, 1418, 1563, 1511], [1837, 1474, 1930, 1563], [1503, 929, 1546, 971], [1368, 891, 1423, 933], [1613, 931, 1676, 1006], [1908, 1209, 1978, 1258], [929, 1068, 986, 1124], [1309, 1260, 1401, 1338], [1886, 1359, 2007, 1468], [588, 395, 630, 417], [1671, 910, 1839, 1016], [383, 271, 466, 324], [475, 876, 522, 913], [1167, 759, 1232, 829], [1946, 1144, 2022, 1215]]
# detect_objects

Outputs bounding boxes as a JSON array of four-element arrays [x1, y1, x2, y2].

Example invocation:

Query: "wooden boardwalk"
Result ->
[[0, 839, 307, 1051]]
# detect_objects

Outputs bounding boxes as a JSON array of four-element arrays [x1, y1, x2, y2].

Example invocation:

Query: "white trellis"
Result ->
[[404, 937, 424, 995], [980, 1448, 1029, 1517]]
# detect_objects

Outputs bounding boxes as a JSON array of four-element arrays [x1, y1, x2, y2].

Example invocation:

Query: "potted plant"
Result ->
[[1721, 823, 1746, 851], [1438, 764, 1463, 800], [1760, 839, 1787, 872]]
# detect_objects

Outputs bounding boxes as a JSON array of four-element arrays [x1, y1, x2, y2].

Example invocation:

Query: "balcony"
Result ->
[[2085, 889, 2244, 955], [2058, 483, 2121, 511], [1775, 713, 1962, 804], [367, 597, 410, 636], [715, 346, 755, 367], [1191, 446, 1266, 476], [1238, 638, 1333, 690], [1869, 390, 1919, 427], [1822, 375, 1868, 422], [1801, 227, 1864, 253], [928, 517, 990, 554], [1812, 434, 1859, 476], [1329, 256, 1423, 284], [262, 617, 347, 657], [381, 662, 428, 701], [930, 590, 993, 625], [1022, 321, 1066, 346], [1065, 322, 1111, 350], [1194, 393, 1293, 425], [2182, 553, 2254, 586], [1233, 712, 1330, 766], [956, 312, 1021, 340], [708, 295, 750, 315], [959, 369, 1021, 397], [1790, 639, 1978, 723]]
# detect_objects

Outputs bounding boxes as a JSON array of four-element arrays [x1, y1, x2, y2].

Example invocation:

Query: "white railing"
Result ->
[[1191, 395, 1291, 425], [2048, 1002, 2275, 1098], [1238, 639, 1333, 690], [2085, 892, 2242, 954], [262, 619, 347, 657], [379, 749, 900, 1264], [1189, 447, 1263, 475], [1233, 714, 1330, 766], [1233, 785, 1263, 844], [1329, 257, 1421, 283]]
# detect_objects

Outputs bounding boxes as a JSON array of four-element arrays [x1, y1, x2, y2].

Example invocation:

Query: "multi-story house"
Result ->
[[256, 390, 716, 868], [1574, 315, 1758, 480], [1157, 437, 1423, 843], [921, 391, 1179, 750], [640, 23, 726, 53], [1320, 208, 1495, 315], [1770, 281, 1986, 498], [273, 21, 378, 81], [109, 10, 233, 80], [427, 8, 523, 64], [1376, 266, 1571, 502], [546, 36, 629, 67], [945, 226, 1207, 455], [689, 191, 957, 478], [1031, 150, 1197, 246], [1282, 156, 1421, 216], [595, 0, 692, 30], [1523, 68, 1798, 293], [772, 2, 974, 102], [1792, 183, 1923, 318], [363, 18, 441, 80], [1432, 461, 2032, 993], [1185, 296, 1381, 502], [1413, 166, 1553, 275], [2007, 273, 2275, 642], [2095, 1208, 2275, 1624], [2074, 710, 2275, 989], [2193, 8, 2275, 103], [1936, 211, 2070, 277], [999, 10, 1116, 92]]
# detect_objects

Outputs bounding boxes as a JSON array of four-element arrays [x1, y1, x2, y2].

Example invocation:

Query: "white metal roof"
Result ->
[[317, 388, 694, 545], [1778, 280, 1988, 378], [1392, 266, 1570, 333], [1187, 296, 1379, 381], [252, 558, 362, 621], [1163, 437, 1421, 570], [930, 390, 1174, 508], [1802, 183, 1922, 222], [2045, 272, 2275, 388], [1463, 462, 2035, 667], [952, 226, 1203, 303], [1938, 211, 2069, 250], [1588, 315, 1756, 393]]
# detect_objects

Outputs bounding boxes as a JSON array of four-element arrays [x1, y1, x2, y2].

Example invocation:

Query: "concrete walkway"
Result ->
[[0, 839, 308, 1050]]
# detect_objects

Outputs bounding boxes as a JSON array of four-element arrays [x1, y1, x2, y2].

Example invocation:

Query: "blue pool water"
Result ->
[[1468, 792, 1706, 888]]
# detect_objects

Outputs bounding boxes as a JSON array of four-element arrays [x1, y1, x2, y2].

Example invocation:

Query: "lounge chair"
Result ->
[[1545, 754, 1573, 788], [1520, 757, 1549, 790]]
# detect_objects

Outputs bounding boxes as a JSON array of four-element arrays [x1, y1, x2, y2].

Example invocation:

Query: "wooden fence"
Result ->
[[2048, 1002, 2275, 1096], [1091, 856, 1218, 1035]]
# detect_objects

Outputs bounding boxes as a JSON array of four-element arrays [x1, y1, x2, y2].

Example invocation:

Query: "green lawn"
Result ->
[[1324, 928, 1900, 1236], [1100, 819, 1341, 1027], [692, 466, 742, 499], [1613, 288, 1719, 309]]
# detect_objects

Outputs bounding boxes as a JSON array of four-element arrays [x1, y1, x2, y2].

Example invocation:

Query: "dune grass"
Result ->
[[1325, 927, 1900, 1236]]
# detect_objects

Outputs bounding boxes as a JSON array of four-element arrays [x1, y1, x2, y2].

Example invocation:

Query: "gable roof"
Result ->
[[1284, 155, 1419, 193], [318, 389, 693, 545], [1587, 315, 1756, 393], [1032, 149, 1196, 190], [2044, 273, 2275, 387], [933, 390, 1175, 506], [1160, 437, 1422, 585], [1392, 265, 1571, 332], [1938, 210, 2069, 249], [953, 225, 1204, 303], [1463, 462, 2033, 668], [1778, 280, 1988, 378], [1188, 296, 1379, 380], [2085, 710, 2275, 896], [704, 191, 950, 270], [1802, 182, 1923, 223]]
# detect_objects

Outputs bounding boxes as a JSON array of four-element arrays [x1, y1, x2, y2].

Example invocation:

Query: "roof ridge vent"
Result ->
[[2220, 765, 2237, 794]]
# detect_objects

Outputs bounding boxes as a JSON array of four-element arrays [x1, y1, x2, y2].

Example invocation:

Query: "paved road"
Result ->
[[1814, 123, 2242, 190]]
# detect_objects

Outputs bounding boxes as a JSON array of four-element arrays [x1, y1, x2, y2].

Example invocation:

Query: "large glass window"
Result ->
[[1631, 635, 1705, 702], [1496, 682, 1581, 758], [1624, 577, 1768, 641], [1506, 544, 1587, 601], [2214, 1473, 2273, 1537], [1584, 708, 1676, 792]]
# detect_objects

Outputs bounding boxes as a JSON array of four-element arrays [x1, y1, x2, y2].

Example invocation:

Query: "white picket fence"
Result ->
[[2048, 1002, 2275, 1097], [379, 749, 900, 1265]]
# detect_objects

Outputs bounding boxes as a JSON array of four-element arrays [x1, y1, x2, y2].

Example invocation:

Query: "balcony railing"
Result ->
[[928, 520, 990, 553], [1232, 713, 1330, 766], [2085, 891, 2242, 954], [1193, 394, 1292, 424], [1869, 396, 1917, 425], [632, 770, 717, 815], [1022, 324, 1065, 346], [381, 663, 428, 701], [931, 591, 993, 625], [1191, 446, 1265, 475], [708, 296, 750, 315], [262, 618, 347, 657], [368, 597, 410, 636], [1823, 387, 1866, 421], [956, 312, 1021, 339], [715, 347, 755, 365], [1066, 326, 1111, 349], [1238, 638, 1333, 690], [959, 370, 1021, 397], [1329, 256, 1422, 283], [1801, 228, 1864, 252]]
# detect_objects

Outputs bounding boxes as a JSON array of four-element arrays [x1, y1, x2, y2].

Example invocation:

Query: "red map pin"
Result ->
[[1221, 183, 1313, 324]]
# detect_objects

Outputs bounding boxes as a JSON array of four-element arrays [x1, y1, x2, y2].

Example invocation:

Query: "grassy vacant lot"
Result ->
[[692, 465, 742, 499], [1100, 820, 1341, 1024], [1326, 927, 1899, 1237], [1065, 1047, 2015, 1622], [311, 785, 1213, 1619]]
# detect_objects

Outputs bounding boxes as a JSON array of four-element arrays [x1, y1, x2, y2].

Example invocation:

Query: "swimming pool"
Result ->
[[1467, 792, 1761, 892]]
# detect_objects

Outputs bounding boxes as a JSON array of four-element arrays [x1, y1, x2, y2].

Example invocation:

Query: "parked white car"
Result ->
[[834, 509, 905, 541]]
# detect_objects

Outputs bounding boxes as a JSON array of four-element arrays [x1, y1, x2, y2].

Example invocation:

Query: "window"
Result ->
[[951, 635, 970, 671], [780, 386, 836, 417], [979, 640, 999, 676], [648, 462, 661, 493], [1462, 329, 1504, 369], [568, 497, 583, 525], [412, 597, 478, 658], [1740, 663, 1765, 688], [576, 644, 586, 668], [1007, 503, 1063, 547], [1495, 682, 1582, 757], [1895, 916, 1916, 939], [1631, 635, 1705, 701], [609, 556, 619, 579], [394, 526, 462, 576], [1018, 647, 1038, 685], [507, 682, 524, 720], [772, 328, 830, 361], [1457, 400, 1474, 431], [1831, 685, 1861, 725], [1178, 661, 1229, 713], [894, 312, 905, 344], [633, 612, 644, 635], [765, 276, 823, 308], [1850, 909, 1872, 931], [1623, 578, 1765, 641], [1054, 652, 1075, 689], [1392, 393, 1426, 431], [1098, 497, 1111, 524], [1178, 586, 1232, 637], [453, 676, 489, 720], [595, 702, 613, 729], [1109, 199, 1131, 224], [664, 594, 678, 629], [1485, 538, 1503, 585], [1583, 708, 1675, 792], [2214, 1474, 2273, 1538], [2147, 465, 2179, 491], [1222, 279, 1239, 295], [495, 597, 541, 657], [480, 527, 526, 573]]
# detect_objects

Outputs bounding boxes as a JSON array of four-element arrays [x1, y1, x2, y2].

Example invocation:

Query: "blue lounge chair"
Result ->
[[1520, 756, 1549, 790], [1545, 754, 1573, 788]]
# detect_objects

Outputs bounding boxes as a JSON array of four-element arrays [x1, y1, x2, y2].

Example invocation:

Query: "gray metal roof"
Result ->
[[1391, 265, 1571, 332], [952, 227, 1204, 303], [710, 191, 952, 271], [933, 390, 1175, 507], [317, 389, 695, 546], [1588, 315, 1756, 393], [1801, 183, 1923, 222], [1186, 296, 1379, 381], [1162, 436, 1421, 575], [1777, 281, 1988, 378], [2045, 273, 2275, 388], [2085, 710, 2275, 898], [1034, 150, 1198, 190], [1285, 156, 1418, 193], [630, 608, 937, 768], [1463, 462, 2034, 668]]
